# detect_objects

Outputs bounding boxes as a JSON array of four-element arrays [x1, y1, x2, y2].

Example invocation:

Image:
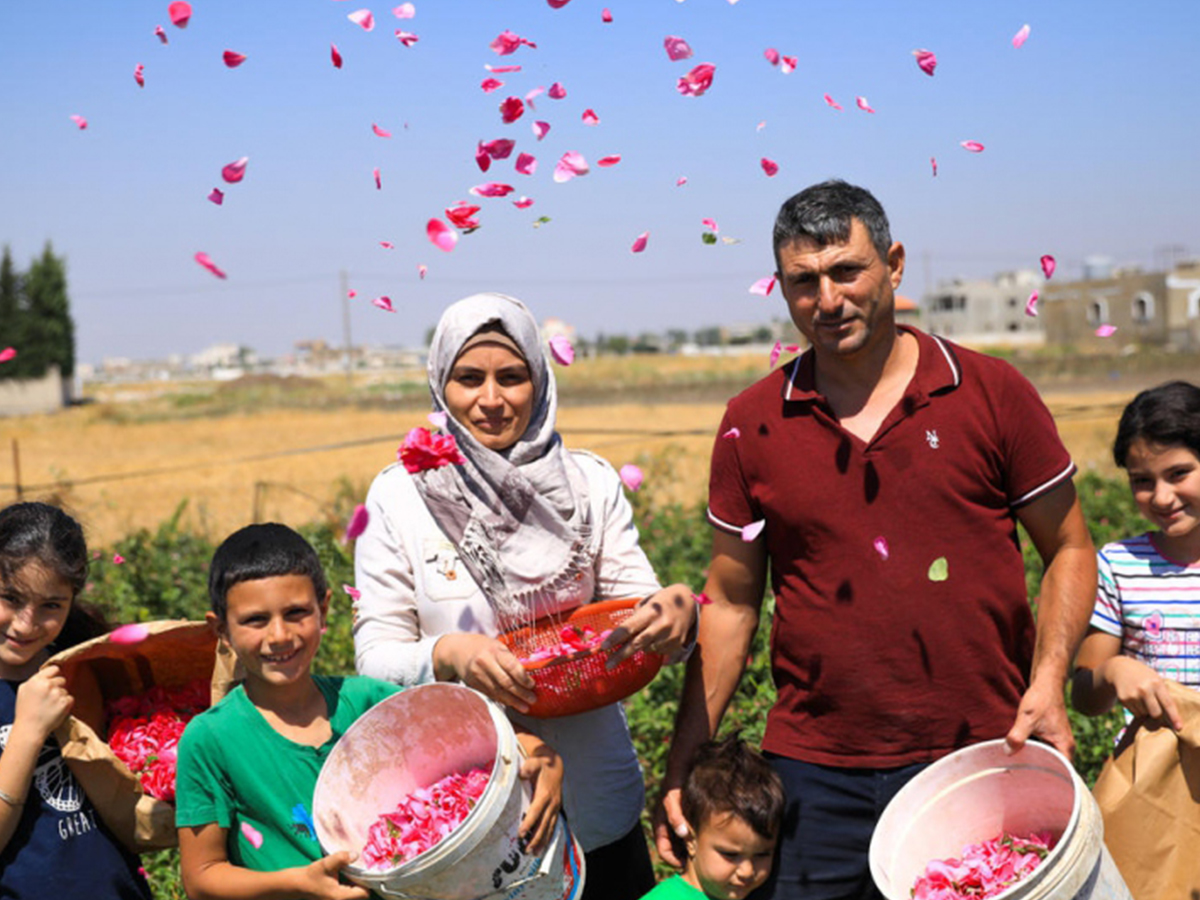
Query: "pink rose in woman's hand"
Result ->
[[398, 427, 466, 473]]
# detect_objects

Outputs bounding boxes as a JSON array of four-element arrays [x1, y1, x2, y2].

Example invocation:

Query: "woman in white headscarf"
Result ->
[[355, 293, 697, 900]]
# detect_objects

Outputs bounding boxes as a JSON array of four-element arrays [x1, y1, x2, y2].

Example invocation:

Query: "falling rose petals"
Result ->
[[480, 138, 515, 159], [393, 2, 415, 17], [693, 592, 712, 606], [481, 77, 503, 93], [516, 153, 537, 175], [913, 49, 937, 76], [664, 36, 694, 61], [343, 584, 362, 600], [618, 464, 644, 492], [445, 202, 481, 229], [676, 63, 716, 97], [348, 9, 375, 30], [110, 623, 152, 644], [347, 290, 358, 299], [856, 96, 875, 113], [379, 241, 394, 249], [1040, 254, 1056, 279], [344, 504, 370, 541], [208, 188, 224, 205], [548, 335, 575, 366], [373, 123, 392, 138], [630, 232, 649, 253], [70, 114, 88, 129], [749, 276, 776, 296], [513, 196, 534, 208], [221, 157, 248, 183], [524, 86, 544, 108], [756, 121, 767, 132], [331, 43, 343, 68], [194, 252, 227, 279], [553, 150, 589, 182], [223, 50, 247, 68], [417, 264, 428, 279], [427, 218, 458, 252], [602, 8, 612, 22], [372, 296, 395, 312], [1025, 291, 1039, 318], [873, 537, 890, 561], [960, 141, 985, 153], [582, 108, 600, 126], [931, 157, 938, 177], [547, 0, 571, 7], [240, 822, 264, 850], [702, 218, 719, 234], [741, 520, 766, 542], [499, 97, 524, 123], [134, 63, 145, 87], [486, 64, 522, 74], [476, 151, 490, 173], [823, 93, 843, 110], [761, 157, 779, 177], [469, 182, 515, 197], [113, 554, 126, 565], [769, 341, 783, 368], [490, 29, 536, 55], [532, 120, 551, 141], [722, 428, 741, 441], [764, 47, 780, 66], [1012, 24, 1031, 48], [168, 1, 192, 28], [547, 82, 567, 99], [0, 348, 16, 364], [428, 411, 448, 430], [676, 176, 688, 186], [373, 167, 381, 189], [1096, 324, 1117, 338], [154, 25, 168, 44], [395, 30, 418, 46], [780, 56, 797, 74]]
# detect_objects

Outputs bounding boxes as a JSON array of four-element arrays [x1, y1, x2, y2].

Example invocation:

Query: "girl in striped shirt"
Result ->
[[1072, 381, 1200, 731]]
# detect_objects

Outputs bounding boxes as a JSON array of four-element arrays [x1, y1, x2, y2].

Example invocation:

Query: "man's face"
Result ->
[[775, 218, 905, 360]]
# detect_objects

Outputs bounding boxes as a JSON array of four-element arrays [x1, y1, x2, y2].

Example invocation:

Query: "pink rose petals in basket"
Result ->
[[106, 679, 211, 801], [911, 831, 1054, 899]]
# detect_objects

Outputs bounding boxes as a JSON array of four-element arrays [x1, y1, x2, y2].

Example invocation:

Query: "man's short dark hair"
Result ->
[[208, 523, 328, 620], [681, 735, 786, 842], [772, 179, 892, 270]]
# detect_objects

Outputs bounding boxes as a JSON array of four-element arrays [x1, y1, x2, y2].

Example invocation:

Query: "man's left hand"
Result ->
[[1005, 677, 1075, 759]]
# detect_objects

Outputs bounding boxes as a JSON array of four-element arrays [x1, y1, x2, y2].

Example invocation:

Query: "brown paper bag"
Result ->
[[44, 620, 241, 852], [1092, 679, 1200, 900]]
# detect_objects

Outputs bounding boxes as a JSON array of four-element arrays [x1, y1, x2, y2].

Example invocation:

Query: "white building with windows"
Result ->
[[922, 270, 1045, 346]]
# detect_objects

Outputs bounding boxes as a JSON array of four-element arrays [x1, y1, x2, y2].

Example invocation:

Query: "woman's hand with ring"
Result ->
[[432, 633, 538, 713], [601, 584, 697, 668]]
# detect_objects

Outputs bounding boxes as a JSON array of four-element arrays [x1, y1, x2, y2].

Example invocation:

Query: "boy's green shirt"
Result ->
[[641, 875, 709, 900], [175, 675, 400, 872]]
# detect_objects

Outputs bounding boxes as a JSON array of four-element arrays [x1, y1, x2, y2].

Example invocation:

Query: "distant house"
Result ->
[[922, 271, 1044, 346], [894, 294, 921, 328], [0, 365, 69, 416], [1041, 261, 1200, 350]]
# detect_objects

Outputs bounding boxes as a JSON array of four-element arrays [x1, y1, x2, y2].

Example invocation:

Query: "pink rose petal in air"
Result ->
[[481, 77, 503, 93], [395, 30, 418, 46], [549, 335, 575, 366], [426, 218, 458, 252], [331, 43, 343, 68], [347, 290, 358, 299], [547, 82, 567, 99], [0, 348, 15, 364], [533, 120, 551, 141], [618, 464, 643, 492], [664, 36, 694, 61], [723, 427, 741, 440], [490, 30, 536, 55], [379, 241, 394, 249], [168, 1, 191, 28], [348, 9, 375, 30], [1096, 324, 1117, 338], [343, 584, 362, 600], [873, 537, 889, 560], [445, 202, 481, 229], [741, 520, 765, 542], [582, 109, 600, 126], [630, 232, 649, 253], [113, 554, 126, 565], [373, 167, 381, 189], [223, 50, 247, 68], [469, 182, 515, 198], [487, 64, 522, 73], [693, 592, 712, 606], [479, 138, 515, 160], [1012, 24, 1031, 49], [134, 64, 145, 87], [499, 97, 524, 123], [547, 0, 571, 7], [373, 123, 392, 138], [602, 8, 612, 22], [769, 341, 783, 368], [1025, 291, 1039, 318], [222, 157, 248, 183], [676, 176, 688, 186], [525, 87, 544, 109], [780, 56, 797, 74], [516, 153, 537, 175], [702, 218, 719, 234], [154, 25, 168, 44], [428, 411, 448, 430], [553, 150, 589, 182], [110, 623, 151, 644], [913, 49, 937, 76], [823, 94, 843, 110], [417, 264, 427, 279], [513, 196, 534, 208], [960, 141, 985, 152], [393, 2, 415, 17], [1041, 254, 1056, 279], [761, 157, 779, 177], [345, 504, 370, 540], [194, 252, 227, 279], [372, 296, 395, 312], [240, 822, 264, 850], [749, 276, 776, 296], [70, 115, 88, 129], [931, 157, 938, 177], [208, 188, 224, 204], [856, 96, 875, 113], [764, 47, 780, 66], [676, 63, 716, 97]]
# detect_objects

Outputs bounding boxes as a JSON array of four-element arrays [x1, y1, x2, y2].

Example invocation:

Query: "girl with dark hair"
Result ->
[[1073, 381, 1200, 730], [0, 502, 150, 898]]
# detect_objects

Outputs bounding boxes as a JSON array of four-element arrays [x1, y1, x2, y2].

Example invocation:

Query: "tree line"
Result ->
[[0, 243, 77, 380]]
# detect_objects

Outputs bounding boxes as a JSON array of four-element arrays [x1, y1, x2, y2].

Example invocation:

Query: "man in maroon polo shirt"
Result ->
[[654, 181, 1097, 900]]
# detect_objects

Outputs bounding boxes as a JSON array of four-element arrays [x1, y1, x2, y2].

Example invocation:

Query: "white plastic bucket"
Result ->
[[869, 740, 1131, 900], [312, 683, 585, 900]]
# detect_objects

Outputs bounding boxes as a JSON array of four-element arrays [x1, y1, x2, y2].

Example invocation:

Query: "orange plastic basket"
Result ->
[[498, 598, 664, 719]]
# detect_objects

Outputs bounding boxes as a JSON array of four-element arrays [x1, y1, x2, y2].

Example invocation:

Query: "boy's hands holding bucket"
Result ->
[[296, 851, 371, 900], [514, 731, 563, 854]]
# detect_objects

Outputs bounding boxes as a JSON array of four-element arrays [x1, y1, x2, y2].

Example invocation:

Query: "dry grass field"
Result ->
[[1, 355, 1138, 548]]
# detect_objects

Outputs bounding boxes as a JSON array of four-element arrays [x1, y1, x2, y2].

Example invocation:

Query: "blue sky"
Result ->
[[2, 1, 1197, 364]]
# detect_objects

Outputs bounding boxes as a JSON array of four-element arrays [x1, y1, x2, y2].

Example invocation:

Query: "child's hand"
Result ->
[[516, 737, 563, 855], [1104, 656, 1185, 731], [298, 851, 370, 900], [14, 665, 74, 739]]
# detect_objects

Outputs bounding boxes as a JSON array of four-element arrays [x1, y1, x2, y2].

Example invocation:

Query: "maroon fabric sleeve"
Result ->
[[994, 362, 1076, 507], [706, 405, 757, 534]]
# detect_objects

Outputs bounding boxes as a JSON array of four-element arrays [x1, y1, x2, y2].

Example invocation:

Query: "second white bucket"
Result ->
[[869, 740, 1131, 900], [312, 683, 585, 900]]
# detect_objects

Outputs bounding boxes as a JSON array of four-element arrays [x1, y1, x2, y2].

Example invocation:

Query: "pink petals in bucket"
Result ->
[[426, 218, 458, 252], [911, 831, 1053, 899]]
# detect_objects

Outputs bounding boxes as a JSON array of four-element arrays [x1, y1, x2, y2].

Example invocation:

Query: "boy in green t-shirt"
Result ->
[[176, 523, 562, 900], [645, 737, 785, 900]]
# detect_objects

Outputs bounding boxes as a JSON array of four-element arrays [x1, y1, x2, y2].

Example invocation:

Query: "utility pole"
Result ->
[[340, 269, 353, 387]]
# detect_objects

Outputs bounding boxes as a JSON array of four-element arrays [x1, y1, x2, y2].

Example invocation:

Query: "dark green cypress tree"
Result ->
[[21, 242, 76, 379], [1, 246, 29, 378]]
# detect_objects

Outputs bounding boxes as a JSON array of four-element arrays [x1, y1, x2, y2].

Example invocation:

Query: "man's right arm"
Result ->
[[653, 528, 768, 867]]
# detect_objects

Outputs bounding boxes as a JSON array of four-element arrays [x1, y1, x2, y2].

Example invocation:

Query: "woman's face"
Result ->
[[444, 343, 535, 451]]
